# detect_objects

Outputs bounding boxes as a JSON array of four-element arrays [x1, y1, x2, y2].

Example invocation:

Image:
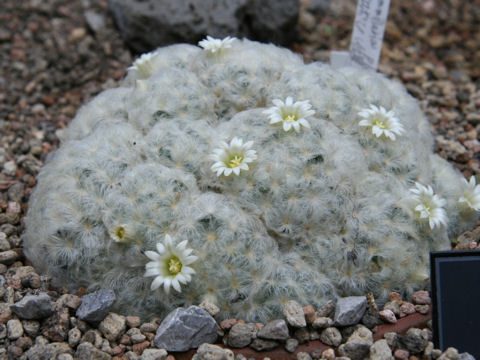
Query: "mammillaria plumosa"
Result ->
[[24, 37, 480, 321]]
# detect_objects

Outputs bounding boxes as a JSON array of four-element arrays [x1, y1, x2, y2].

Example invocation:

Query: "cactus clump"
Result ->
[[24, 38, 479, 322]]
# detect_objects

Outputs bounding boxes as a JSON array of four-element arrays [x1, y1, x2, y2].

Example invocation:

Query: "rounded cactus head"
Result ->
[[24, 37, 479, 321]]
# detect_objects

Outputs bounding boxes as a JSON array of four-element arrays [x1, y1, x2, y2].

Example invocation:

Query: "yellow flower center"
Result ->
[[285, 114, 297, 123], [228, 155, 244, 168], [115, 226, 125, 240], [373, 116, 387, 129], [167, 256, 182, 275], [423, 203, 431, 215]]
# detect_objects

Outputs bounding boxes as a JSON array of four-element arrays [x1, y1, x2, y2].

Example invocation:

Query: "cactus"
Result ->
[[24, 38, 479, 322]]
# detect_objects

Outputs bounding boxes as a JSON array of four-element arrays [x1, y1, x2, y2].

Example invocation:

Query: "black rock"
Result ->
[[10, 293, 54, 320], [75, 290, 116, 324], [108, 0, 299, 53]]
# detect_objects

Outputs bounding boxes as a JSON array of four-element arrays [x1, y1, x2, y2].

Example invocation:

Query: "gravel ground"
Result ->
[[0, 0, 480, 358]]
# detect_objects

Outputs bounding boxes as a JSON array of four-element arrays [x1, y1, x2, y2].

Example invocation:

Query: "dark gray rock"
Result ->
[[76, 290, 116, 323], [10, 293, 54, 319], [249, 338, 279, 351], [75, 342, 111, 360], [227, 323, 257, 348], [334, 296, 367, 326], [397, 328, 429, 354], [107, 0, 299, 53], [361, 305, 380, 329], [285, 338, 299, 353], [257, 319, 289, 341], [154, 306, 217, 351], [316, 300, 336, 318]]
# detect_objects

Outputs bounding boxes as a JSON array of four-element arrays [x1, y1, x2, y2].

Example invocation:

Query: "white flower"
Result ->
[[210, 137, 257, 177], [198, 36, 236, 54], [128, 52, 157, 78], [263, 97, 315, 132], [144, 234, 197, 294], [410, 182, 447, 229], [358, 104, 404, 140], [458, 176, 480, 211], [109, 224, 133, 244], [210, 137, 257, 176]]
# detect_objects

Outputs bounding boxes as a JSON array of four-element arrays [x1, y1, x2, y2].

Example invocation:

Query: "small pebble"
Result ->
[[412, 290, 431, 305], [379, 309, 397, 324], [7, 319, 23, 340], [394, 348, 409, 360], [285, 338, 299, 353]]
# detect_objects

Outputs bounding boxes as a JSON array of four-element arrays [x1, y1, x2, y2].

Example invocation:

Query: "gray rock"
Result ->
[[338, 325, 373, 360], [7, 182, 24, 202], [334, 296, 367, 326], [283, 300, 306, 328], [10, 293, 54, 320], [108, 0, 299, 53], [154, 306, 217, 352], [75, 342, 112, 360], [320, 327, 342, 347], [370, 339, 394, 360], [126, 351, 139, 360], [58, 354, 74, 360], [68, 327, 82, 348], [316, 300, 336, 318], [312, 316, 333, 329], [249, 338, 278, 351], [140, 348, 169, 360], [22, 320, 40, 337], [458, 353, 475, 360], [285, 338, 299, 353], [398, 328, 429, 354], [293, 327, 310, 344], [76, 290, 116, 323], [84, 11, 106, 33], [0, 250, 18, 265], [99, 313, 126, 342], [257, 319, 289, 341], [140, 322, 158, 333], [384, 332, 398, 348], [199, 301, 220, 317], [297, 352, 312, 360], [227, 323, 257, 348], [7, 319, 23, 340], [192, 343, 234, 360], [0, 233, 10, 252], [24, 342, 73, 360], [56, 294, 82, 310], [383, 301, 400, 316], [361, 305, 380, 329], [0, 323, 5, 339]]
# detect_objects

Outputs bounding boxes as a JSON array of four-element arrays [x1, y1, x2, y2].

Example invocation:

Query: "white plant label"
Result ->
[[349, 0, 391, 70]]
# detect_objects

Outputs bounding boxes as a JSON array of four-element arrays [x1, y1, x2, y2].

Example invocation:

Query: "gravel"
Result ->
[[0, 0, 479, 358]]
